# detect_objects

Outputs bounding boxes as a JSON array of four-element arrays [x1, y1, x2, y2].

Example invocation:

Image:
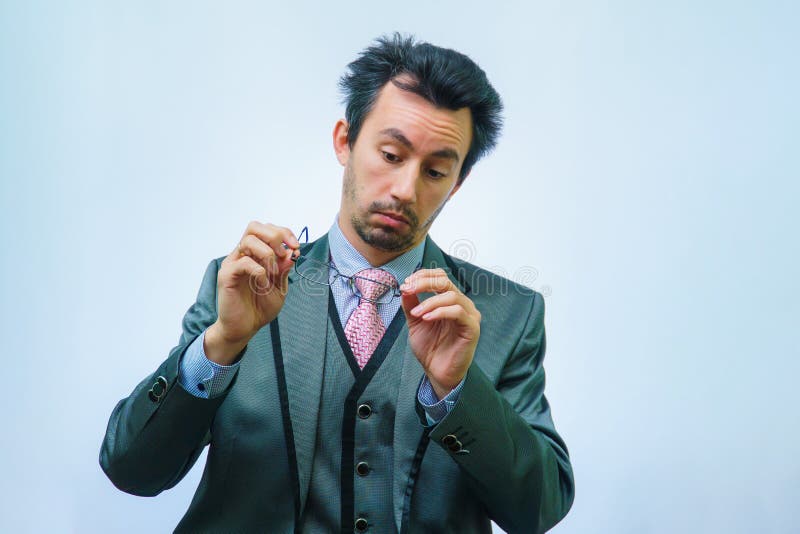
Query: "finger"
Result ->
[[418, 304, 478, 327], [401, 268, 453, 295], [243, 221, 300, 260], [222, 254, 269, 289], [408, 290, 463, 318], [238, 234, 279, 274]]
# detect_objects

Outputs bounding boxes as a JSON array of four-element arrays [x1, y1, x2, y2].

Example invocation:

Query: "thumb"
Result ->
[[400, 291, 420, 321], [276, 259, 292, 295], [276, 246, 297, 272]]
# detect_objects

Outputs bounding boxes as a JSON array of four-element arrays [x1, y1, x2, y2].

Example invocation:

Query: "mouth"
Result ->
[[374, 211, 410, 228], [376, 211, 408, 224]]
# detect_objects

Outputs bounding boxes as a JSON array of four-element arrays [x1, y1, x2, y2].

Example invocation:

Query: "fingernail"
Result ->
[[411, 305, 422, 315]]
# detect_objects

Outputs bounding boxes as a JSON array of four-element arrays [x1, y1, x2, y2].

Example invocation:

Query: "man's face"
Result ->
[[334, 80, 472, 260]]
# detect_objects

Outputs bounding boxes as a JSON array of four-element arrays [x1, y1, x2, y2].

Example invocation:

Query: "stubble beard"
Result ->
[[343, 162, 444, 253]]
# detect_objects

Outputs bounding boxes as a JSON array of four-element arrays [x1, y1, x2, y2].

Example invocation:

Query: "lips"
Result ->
[[376, 211, 409, 224]]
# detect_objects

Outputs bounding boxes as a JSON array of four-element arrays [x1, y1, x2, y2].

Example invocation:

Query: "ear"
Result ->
[[333, 119, 350, 166], [446, 173, 467, 201]]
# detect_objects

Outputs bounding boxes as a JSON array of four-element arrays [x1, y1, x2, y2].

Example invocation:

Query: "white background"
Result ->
[[1, 1, 798, 532]]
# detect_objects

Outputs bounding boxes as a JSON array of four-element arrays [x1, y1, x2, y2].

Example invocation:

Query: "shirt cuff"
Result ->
[[417, 375, 465, 425], [178, 330, 241, 399]]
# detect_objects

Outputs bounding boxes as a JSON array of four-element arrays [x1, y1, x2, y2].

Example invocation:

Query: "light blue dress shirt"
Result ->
[[178, 218, 463, 423]]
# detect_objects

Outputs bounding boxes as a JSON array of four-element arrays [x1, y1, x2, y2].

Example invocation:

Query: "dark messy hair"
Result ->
[[339, 33, 503, 184]]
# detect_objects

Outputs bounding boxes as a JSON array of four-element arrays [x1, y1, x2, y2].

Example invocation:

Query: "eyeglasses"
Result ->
[[289, 226, 401, 305]]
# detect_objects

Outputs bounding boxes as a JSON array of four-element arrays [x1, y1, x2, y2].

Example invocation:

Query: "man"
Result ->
[[100, 33, 574, 533]]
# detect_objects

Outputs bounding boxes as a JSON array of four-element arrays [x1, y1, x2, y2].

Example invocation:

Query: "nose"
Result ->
[[389, 164, 418, 204]]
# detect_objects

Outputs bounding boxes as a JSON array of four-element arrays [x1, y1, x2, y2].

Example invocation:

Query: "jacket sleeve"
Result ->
[[425, 291, 575, 533], [99, 258, 241, 496]]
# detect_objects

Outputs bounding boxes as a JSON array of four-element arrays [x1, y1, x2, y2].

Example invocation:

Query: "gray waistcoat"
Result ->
[[299, 295, 407, 533]]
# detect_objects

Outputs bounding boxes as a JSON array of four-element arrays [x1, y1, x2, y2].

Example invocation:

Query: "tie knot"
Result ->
[[353, 268, 397, 302]]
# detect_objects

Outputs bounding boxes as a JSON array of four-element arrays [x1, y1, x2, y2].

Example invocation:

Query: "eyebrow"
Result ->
[[379, 128, 460, 163]]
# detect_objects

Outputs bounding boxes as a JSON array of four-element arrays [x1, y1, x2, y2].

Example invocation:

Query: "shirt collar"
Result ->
[[328, 215, 425, 284]]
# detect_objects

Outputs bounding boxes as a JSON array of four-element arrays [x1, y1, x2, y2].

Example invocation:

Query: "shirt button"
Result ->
[[356, 461, 370, 476], [355, 517, 368, 531], [357, 404, 372, 419]]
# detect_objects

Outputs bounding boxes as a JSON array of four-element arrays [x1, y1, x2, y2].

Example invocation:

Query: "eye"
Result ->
[[427, 168, 446, 179], [382, 151, 401, 163]]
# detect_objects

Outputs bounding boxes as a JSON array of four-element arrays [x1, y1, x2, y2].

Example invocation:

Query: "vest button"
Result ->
[[355, 517, 369, 531], [357, 403, 372, 419], [356, 461, 370, 476]]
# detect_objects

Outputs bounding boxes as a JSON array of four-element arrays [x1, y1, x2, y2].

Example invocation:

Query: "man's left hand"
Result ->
[[400, 268, 481, 400]]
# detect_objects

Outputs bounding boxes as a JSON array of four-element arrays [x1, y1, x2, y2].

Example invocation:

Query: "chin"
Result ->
[[361, 227, 416, 252]]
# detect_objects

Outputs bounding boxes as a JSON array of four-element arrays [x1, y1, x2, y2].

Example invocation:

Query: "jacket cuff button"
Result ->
[[441, 434, 458, 447], [148, 375, 168, 402], [448, 440, 463, 452]]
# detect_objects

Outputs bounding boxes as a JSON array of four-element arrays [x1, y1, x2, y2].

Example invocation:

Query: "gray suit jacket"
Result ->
[[100, 235, 574, 533]]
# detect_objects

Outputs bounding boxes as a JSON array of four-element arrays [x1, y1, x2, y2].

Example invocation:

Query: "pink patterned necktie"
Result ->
[[344, 268, 397, 369]]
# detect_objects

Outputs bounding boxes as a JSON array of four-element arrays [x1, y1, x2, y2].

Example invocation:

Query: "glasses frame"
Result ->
[[289, 227, 401, 305]]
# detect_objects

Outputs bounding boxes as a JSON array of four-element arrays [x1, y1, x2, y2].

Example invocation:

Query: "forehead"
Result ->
[[361, 81, 472, 156]]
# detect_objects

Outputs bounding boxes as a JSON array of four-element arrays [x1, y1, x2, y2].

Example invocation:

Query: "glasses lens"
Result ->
[[295, 257, 333, 285]]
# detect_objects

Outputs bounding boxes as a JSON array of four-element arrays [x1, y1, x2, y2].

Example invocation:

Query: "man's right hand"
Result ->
[[204, 222, 300, 365]]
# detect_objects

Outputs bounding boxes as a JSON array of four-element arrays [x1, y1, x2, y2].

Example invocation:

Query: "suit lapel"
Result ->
[[276, 235, 331, 515], [392, 236, 466, 530]]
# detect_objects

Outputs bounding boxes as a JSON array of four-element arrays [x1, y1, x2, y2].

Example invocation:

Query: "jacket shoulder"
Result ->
[[443, 253, 542, 306]]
